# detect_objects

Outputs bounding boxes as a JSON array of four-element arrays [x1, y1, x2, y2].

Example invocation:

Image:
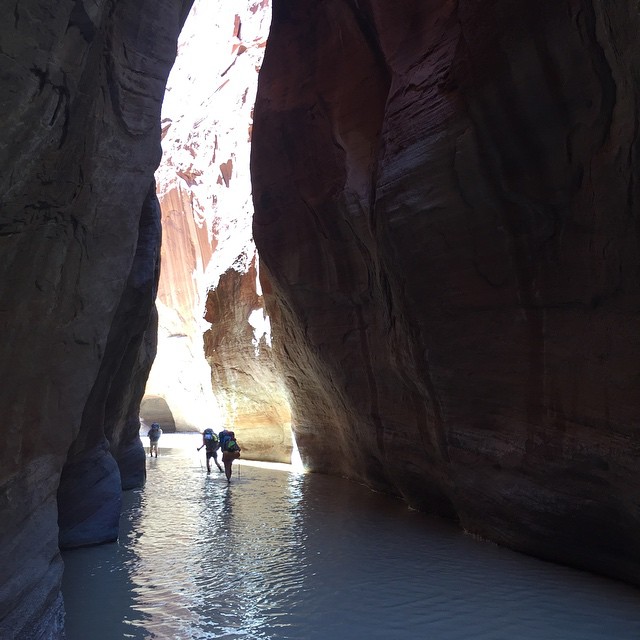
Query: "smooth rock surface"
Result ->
[[252, 0, 640, 584], [57, 443, 122, 549], [0, 1, 191, 637]]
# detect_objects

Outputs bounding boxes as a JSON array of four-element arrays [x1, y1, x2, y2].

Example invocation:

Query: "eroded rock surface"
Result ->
[[204, 258, 292, 462], [252, 0, 640, 584], [150, 0, 292, 458], [0, 1, 191, 637]]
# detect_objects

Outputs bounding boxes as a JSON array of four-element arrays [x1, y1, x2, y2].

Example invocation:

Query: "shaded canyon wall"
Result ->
[[0, 1, 191, 638], [251, 0, 640, 584]]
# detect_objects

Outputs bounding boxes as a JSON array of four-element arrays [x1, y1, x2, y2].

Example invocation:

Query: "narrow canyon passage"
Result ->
[[62, 438, 640, 640], [2, 0, 640, 635]]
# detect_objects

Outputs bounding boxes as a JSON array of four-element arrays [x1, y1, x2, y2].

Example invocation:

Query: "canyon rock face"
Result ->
[[0, 1, 191, 638], [204, 258, 292, 462], [252, 0, 640, 584], [150, 0, 292, 459]]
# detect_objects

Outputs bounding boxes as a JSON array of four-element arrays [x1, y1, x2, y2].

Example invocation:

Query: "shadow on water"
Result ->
[[62, 444, 640, 640], [61, 486, 149, 639]]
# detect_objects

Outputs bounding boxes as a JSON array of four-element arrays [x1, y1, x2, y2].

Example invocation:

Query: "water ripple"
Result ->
[[62, 443, 640, 640]]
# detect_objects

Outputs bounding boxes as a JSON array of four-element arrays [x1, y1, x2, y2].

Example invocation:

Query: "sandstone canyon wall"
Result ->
[[252, 0, 640, 584], [150, 0, 292, 460], [0, 1, 191, 638]]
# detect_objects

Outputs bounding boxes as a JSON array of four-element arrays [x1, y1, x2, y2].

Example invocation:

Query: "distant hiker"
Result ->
[[148, 423, 162, 457], [220, 430, 241, 482], [197, 428, 222, 474]]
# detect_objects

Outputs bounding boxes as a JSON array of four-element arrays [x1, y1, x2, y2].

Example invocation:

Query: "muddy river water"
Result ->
[[62, 435, 640, 639]]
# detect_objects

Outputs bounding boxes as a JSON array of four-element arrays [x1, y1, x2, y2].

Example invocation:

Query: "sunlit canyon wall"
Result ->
[[252, 0, 640, 585], [0, 1, 192, 638], [146, 0, 292, 461]]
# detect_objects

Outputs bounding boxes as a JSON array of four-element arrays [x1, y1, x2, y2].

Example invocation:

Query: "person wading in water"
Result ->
[[147, 422, 162, 457], [218, 429, 241, 482], [197, 428, 223, 474]]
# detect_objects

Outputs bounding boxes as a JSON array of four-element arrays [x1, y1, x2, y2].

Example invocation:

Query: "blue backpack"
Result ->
[[148, 424, 161, 442], [219, 430, 239, 452], [203, 429, 219, 450], [218, 430, 230, 448]]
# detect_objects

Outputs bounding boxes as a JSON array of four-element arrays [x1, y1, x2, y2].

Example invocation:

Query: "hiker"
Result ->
[[197, 428, 222, 474], [147, 422, 162, 457], [219, 430, 241, 482]]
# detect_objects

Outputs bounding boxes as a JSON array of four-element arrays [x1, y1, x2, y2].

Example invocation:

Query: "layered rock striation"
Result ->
[[0, 1, 191, 637], [252, 0, 640, 584]]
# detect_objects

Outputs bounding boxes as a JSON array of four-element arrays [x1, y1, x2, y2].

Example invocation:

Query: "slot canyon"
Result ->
[[1, 0, 639, 638]]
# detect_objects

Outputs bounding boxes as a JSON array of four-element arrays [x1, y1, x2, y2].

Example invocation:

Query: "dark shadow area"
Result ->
[[61, 488, 149, 640]]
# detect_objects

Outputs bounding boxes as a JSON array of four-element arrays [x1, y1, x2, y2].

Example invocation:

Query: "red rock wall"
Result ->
[[252, 0, 640, 584], [204, 257, 292, 462], [0, 1, 191, 637], [150, 0, 291, 458]]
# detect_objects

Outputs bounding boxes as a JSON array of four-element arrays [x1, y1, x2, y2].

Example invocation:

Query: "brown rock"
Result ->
[[204, 257, 292, 462], [149, 0, 286, 453], [252, 0, 640, 584], [0, 1, 192, 637], [140, 395, 178, 432]]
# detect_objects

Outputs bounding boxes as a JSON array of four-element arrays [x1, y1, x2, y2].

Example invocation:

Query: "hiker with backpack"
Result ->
[[218, 429, 241, 482], [197, 428, 223, 474], [147, 422, 162, 457]]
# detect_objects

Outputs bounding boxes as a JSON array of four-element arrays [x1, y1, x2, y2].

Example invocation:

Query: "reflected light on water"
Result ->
[[289, 434, 304, 473], [62, 439, 640, 640]]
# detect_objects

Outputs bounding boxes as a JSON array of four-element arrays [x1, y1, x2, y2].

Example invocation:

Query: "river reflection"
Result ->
[[63, 439, 640, 639]]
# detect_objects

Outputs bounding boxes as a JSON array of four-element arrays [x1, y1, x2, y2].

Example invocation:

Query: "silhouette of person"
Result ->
[[197, 428, 223, 473], [220, 431, 241, 482], [147, 423, 162, 457]]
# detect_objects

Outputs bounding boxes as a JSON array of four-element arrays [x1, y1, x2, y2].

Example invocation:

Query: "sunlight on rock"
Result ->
[[248, 308, 272, 355], [145, 0, 289, 462]]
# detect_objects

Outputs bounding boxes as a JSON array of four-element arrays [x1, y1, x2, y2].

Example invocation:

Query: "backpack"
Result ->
[[203, 428, 218, 450], [148, 424, 161, 442], [218, 430, 231, 450], [218, 430, 240, 452], [223, 438, 240, 453]]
